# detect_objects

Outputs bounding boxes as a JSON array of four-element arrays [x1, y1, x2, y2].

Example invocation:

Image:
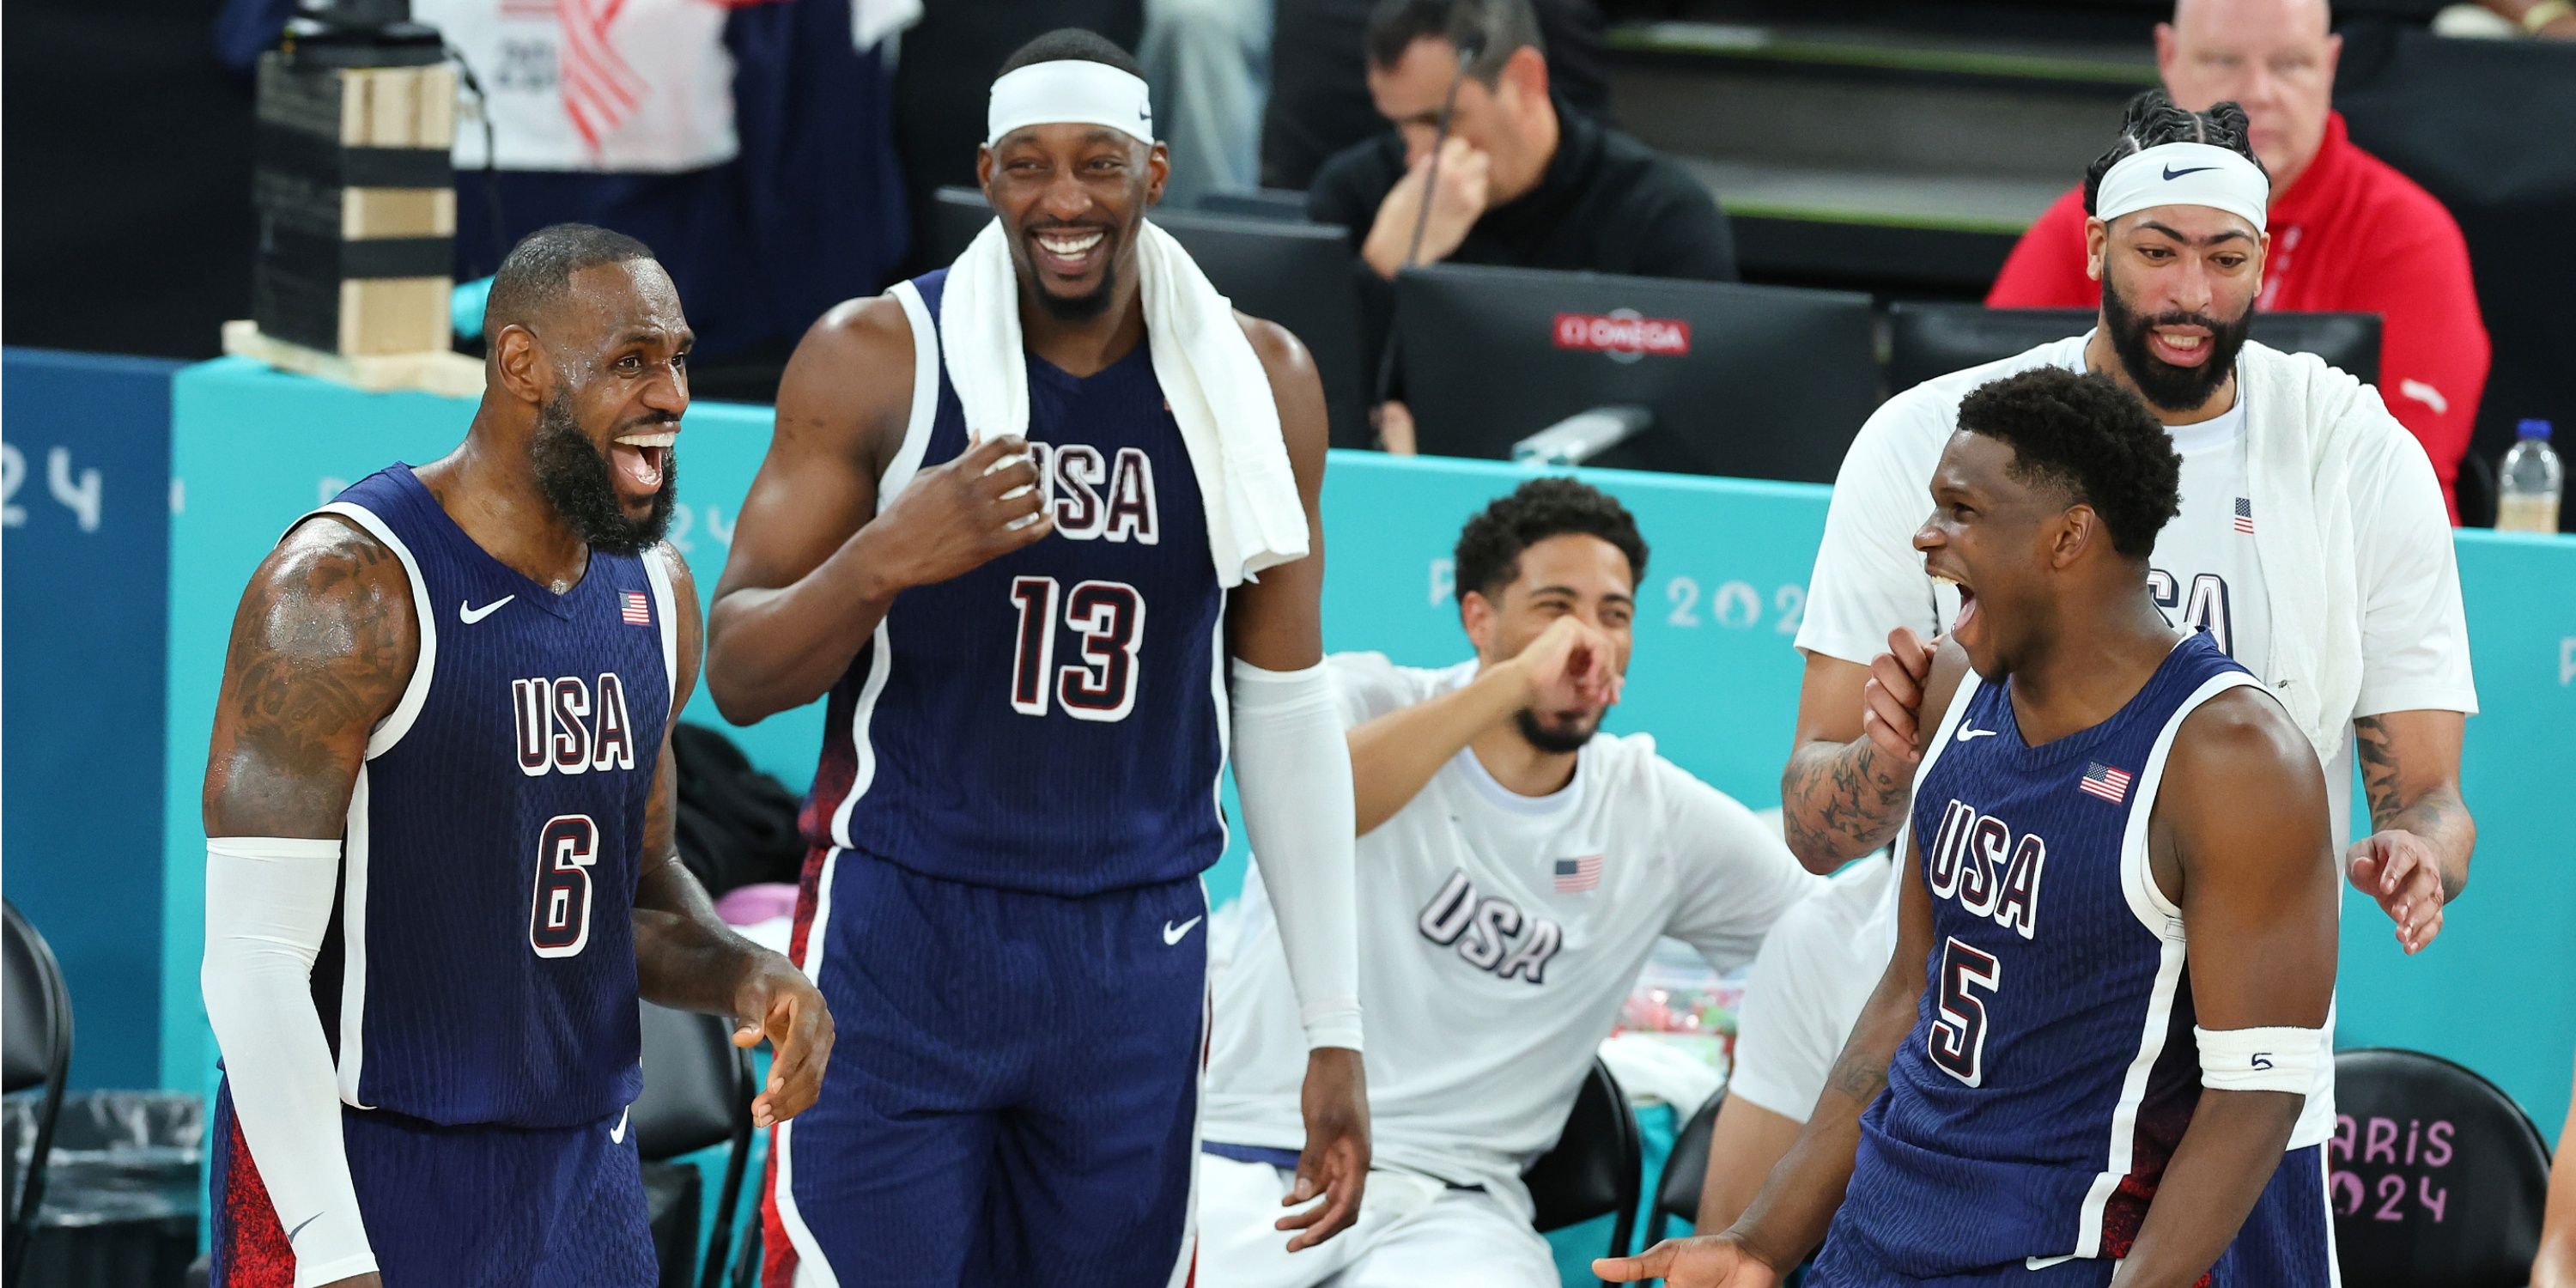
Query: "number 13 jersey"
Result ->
[[296, 465, 675, 1129], [799, 270, 1228, 896], [1820, 632, 2333, 1278]]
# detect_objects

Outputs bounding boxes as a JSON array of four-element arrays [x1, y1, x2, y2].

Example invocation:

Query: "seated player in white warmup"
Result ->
[[1608, 368, 2343, 1287], [1199, 478, 1820, 1287]]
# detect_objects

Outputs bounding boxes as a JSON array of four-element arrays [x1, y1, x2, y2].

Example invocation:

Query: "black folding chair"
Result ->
[[2330, 1047, 2552, 1288], [635, 1001, 756, 1288], [3, 899, 74, 1283], [1643, 1088, 1725, 1248], [1523, 1058, 1643, 1286]]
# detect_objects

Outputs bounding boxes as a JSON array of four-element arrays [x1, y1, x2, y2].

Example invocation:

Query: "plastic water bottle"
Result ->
[[2496, 419, 2562, 534]]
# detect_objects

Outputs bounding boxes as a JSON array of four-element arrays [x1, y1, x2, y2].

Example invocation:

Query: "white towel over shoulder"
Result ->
[[939, 216, 1310, 588]]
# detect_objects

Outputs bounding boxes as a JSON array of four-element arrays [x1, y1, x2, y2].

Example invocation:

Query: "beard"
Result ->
[[1032, 257, 1118, 322], [527, 391, 677, 556], [2099, 269, 2254, 415], [1515, 707, 1600, 756]]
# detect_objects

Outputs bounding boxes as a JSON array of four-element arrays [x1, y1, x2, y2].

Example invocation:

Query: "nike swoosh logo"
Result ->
[[1162, 916, 1202, 946], [287, 1212, 321, 1242], [460, 595, 515, 624], [609, 1104, 631, 1144], [1957, 726, 2000, 743], [2162, 164, 2219, 180]]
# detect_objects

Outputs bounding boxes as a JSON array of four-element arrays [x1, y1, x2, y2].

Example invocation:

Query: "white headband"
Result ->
[[987, 61, 1154, 147], [2094, 142, 2269, 232]]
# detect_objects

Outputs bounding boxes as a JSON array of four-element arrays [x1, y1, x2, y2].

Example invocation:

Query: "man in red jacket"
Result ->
[[1988, 0, 2488, 520]]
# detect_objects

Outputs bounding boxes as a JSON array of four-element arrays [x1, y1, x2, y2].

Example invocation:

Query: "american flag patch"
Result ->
[[1553, 855, 1603, 893], [2233, 497, 2256, 535], [620, 591, 653, 625], [2078, 762, 2134, 804]]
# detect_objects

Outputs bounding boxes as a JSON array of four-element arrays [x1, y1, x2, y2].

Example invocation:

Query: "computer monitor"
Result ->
[[924, 187, 1373, 449], [1885, 303, 2382, 392], [1394, 264, 1881, 484]]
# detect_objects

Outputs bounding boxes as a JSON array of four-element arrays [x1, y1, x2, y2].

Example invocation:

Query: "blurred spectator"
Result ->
[[2434, 0, 2576, 37], [1141, 0, 1273, 207], [1307, 0, 1734, 450], [1261, 0, 1607, 191], [1988, 0, 2489, 521]]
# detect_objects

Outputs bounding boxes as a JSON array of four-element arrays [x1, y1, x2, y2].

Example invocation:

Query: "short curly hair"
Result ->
[[1453, 477, 1649, 603], [1954, 368, 2181, 560], [2082, 89, 2267, 218]]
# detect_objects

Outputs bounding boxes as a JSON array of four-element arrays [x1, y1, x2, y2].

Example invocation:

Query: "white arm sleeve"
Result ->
[[201, 836, 377, 1288], [1230, 659, 1363, 1051]]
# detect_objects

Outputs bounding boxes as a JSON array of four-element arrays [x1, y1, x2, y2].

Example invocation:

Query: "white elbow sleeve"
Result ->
[[1230, 659, 1363, 1051], [2195, 1024, 2323, 1096], [201, 837, 377, 1288]]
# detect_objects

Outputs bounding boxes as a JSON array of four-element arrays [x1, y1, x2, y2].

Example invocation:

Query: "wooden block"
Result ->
[[341, 187, 456, 240], [223, 319, 485, 398], [337, 276, 453, 355], [368, 67, 420, 148], [338, 67, 372, 145], [416, 64, 459, 151]]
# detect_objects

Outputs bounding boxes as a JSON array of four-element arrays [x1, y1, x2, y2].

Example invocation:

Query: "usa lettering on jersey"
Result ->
[[1029, 440, 1159, 544], [512, 673, 639, 776], [1415, 869, 1564, 985], [1924, 799, 2046, 940]]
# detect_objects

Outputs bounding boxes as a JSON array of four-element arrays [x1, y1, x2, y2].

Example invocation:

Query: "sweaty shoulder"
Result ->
[[244, 513, 421, 720], [2162, 684, 2325, 814], [775, 293, 919, 465]]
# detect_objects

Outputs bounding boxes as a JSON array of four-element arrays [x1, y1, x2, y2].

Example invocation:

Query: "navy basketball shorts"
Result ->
[[760, 845, 1210, 1288], [1808, 1145, 2338, 1286], [210, 1080, 656, 1288]]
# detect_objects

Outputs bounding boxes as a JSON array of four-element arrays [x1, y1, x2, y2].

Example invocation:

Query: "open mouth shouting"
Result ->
[[611, 427, 676, 497]]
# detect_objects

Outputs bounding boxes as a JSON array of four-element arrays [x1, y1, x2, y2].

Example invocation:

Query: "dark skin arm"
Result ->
[[202, 516, 418, 1288], [2347, 710, 2472, 952], [1602, 641, 1969, 1285], [704, 298, 1050, 725], [1778, 631, 1933, 873], [2113, 690, 2338, 1287], [1229, 313, 1372, 1253], [630, 544, 833, 1129]]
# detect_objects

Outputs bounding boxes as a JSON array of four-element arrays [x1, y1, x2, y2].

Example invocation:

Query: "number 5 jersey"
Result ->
[[1814, 632, 2339, 1285]]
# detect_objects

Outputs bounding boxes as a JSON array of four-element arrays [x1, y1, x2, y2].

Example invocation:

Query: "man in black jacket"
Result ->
[[1307, 0, 1737, 449]]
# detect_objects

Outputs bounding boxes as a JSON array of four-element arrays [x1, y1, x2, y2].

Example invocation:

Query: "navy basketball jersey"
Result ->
[[300, 465, 673, 1128], [799, 270, 1228, 896], [1818, 632, 2312, 1278]]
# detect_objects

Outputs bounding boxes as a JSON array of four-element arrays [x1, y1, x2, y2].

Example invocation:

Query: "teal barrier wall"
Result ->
[[3, 349, 180, 1088], [160, 358, 2576, 1146]]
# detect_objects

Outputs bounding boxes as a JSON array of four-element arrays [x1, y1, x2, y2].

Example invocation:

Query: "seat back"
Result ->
[[3, 902, 67, 1096], [1884, 303, 2383, 391], [1653, 1089, 1725, 1235], [633, 1002, 746, 1163], [1522, 1058, 1641, 1267], [2330, 1048, 2550, 1288], [3, 899, 73, 1280]]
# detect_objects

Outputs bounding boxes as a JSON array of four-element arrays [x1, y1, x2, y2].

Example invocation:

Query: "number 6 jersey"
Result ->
[[1820, 631, 2335, 1279], [798, 269, 1227, 896], [291, 465, 674, 1128]]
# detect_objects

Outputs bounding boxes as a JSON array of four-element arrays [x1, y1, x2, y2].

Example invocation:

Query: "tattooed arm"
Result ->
[[2346, 711, 2474, 953], [199, 515, 416, 1288], [1780, 629, 1970, 873], [630, 544, 833, 1129], [203, 516, 416, 835]]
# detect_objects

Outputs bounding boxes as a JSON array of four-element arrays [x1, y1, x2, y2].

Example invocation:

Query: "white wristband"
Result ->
[[2194, 1024, 2322, 1095]]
